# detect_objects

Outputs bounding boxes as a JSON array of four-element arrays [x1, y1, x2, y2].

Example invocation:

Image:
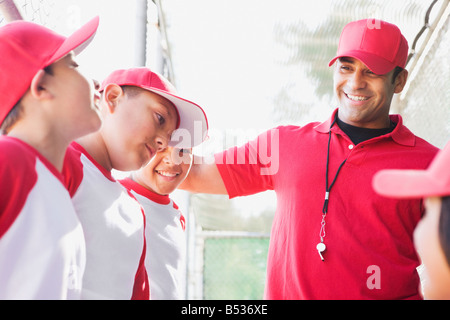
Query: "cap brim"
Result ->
[[373, 169, 446, 199], [48, 16, 99, 64], [145, 87, 208, 148], [329, 50, 396, 75]]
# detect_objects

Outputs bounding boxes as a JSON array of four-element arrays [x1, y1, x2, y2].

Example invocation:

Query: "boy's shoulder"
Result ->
[[0, 137, 46, 237], [0, 136, 36, 165], [62, 142, 85, 197], [62, 141, 117, 197]]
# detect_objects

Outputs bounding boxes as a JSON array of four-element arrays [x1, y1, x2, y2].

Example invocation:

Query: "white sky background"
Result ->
[[162, 0, 335, 133]]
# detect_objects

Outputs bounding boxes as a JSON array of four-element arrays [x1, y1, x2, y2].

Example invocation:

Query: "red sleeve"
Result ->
[[62, 143, 84, 197], [0, 139, 38, 238], [214, 128, 279, 198]]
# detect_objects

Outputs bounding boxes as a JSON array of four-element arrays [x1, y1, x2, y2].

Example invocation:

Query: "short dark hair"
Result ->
[[120, 85, 144, 98], [439, 196, 450, 267], [391, 66, 404, 84], [0, 102, 23, 135]]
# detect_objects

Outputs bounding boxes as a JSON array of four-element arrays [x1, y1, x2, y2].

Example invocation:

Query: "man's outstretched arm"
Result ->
[[180, 155, 228, 195]]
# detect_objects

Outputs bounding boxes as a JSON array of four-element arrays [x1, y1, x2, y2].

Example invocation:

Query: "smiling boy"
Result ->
[[120, 147, 195, 299], [180, 19, 439, 299], [63, 67, 207, 299], [0, 17, 100, 299]]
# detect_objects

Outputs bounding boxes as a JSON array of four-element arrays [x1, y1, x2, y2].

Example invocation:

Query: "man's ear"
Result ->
[[29, 69, 53, 100], [102, 84, 124, 113], [394, 69, 409, 94]]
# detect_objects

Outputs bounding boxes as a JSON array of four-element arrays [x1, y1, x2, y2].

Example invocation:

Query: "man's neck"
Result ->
[[336, 116, 396, 145]]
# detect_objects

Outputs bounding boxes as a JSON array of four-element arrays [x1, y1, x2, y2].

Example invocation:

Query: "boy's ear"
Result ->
[[29, 70, 53, 100], [103, 84, 124, 113]]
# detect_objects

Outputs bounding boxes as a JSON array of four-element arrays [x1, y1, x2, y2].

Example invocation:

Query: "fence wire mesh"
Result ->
[[395, 11, 450, 148], [203, 236, 269, 300], [0, 0, 55, 26]]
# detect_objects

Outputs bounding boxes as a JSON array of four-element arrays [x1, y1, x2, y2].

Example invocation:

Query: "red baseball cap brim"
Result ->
[[373, 141, 450, 199], [328, 50, 398, 75], [48, 16, 99, 65], [142, 86, 209, 148]]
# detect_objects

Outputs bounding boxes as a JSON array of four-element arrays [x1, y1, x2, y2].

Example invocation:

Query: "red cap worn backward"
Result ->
[[329, 19, 408, 75], [373, 141, 450, 199], [0, 16, 99, 126], [100, 67, 208, 148]]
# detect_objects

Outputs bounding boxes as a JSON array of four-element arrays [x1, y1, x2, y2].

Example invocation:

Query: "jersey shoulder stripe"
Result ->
[[0, 138, 39, 238]]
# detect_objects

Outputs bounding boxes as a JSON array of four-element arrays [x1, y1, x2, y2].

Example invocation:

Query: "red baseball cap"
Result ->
[[0, 16, 99, 126], [373, 141, 450, 199], [329, 19, 408, 75], [100, 67, 208, 148]]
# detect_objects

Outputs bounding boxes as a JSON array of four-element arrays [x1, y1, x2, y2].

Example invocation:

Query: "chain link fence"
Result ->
[[394, 6, 450, 148], [0, 0, 56, 26]]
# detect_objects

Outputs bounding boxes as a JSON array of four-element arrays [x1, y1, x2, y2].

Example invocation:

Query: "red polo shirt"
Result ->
[[215, 109, 439, 299]]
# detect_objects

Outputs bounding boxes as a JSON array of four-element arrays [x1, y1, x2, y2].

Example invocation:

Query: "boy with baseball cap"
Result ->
[[0, 17, 101, 299], [373, 141, 450, 299], [120, 146, 194, 299], [63, 67, 207, 299]]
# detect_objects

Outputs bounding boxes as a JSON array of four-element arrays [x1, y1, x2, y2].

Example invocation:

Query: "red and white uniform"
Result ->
[[120, 178, 186, 300], [0, 136, 85, 299], [63, 142, 149, 300]]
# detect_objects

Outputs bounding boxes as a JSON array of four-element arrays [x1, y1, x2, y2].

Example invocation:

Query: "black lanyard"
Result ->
[[319, 114, 348, 249], [322, 115, 347, 216]]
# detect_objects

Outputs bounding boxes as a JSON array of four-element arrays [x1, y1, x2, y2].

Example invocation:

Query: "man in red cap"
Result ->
[[0, 17, 101, 299], [63, 67, 208, 299], [373, 141, 450, 299], [181, 19, 440, 299]]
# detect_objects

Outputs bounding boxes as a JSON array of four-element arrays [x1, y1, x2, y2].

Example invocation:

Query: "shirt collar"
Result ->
[[314, 108, 416, 146], [120, 177, 171, 205]]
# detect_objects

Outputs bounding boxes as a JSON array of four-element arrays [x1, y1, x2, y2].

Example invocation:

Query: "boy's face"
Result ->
[[333, 57, 406, 128], [45, 52, 102, 139], [134, 147, 193, 195], [414, 196, 450, 299], [101, 87, 179, 171]]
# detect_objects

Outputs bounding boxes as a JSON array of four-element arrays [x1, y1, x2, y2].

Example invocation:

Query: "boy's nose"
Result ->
[[93, 79, 100, 91], [155, 136, 169, 152], [162, 153, 172, 164]]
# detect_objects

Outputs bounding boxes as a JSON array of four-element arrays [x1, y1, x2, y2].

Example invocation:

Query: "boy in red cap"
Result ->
[[373, 141, 450, 299], [180, 19, 439, 299], [63, 67, 207, 299], [0, 17, 101, 299], [120, 146, 193, 299]]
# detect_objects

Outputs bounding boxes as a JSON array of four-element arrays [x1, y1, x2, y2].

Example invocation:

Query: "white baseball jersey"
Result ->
[[63, 142, 149, 300], [0, 136, 85, 299], [120, 178, 186, 300]]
